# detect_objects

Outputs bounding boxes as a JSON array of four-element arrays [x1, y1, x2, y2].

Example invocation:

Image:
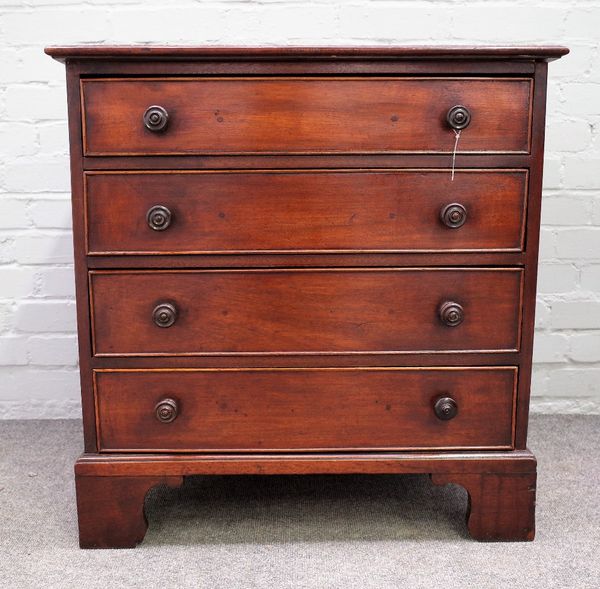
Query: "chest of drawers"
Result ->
[[46, 45, 567, 548]]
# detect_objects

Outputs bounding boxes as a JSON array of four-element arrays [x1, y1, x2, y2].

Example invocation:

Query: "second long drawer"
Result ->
[[89, 268, 523, 356], [85, 170, 527, 255]]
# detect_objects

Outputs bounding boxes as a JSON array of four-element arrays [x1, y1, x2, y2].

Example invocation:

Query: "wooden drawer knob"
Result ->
[[155, 398, 178, 423], [146, 205, 172, 231], [439, 301, 464, 327], [440, 203, 467, 228], [434, 396, 458, 420], [446, 105, 471, 130], [143, 105, 169, 132], [152, 302, 178, 328]]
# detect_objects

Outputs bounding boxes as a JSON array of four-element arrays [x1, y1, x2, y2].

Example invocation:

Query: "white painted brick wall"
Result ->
[[1, 0, 600, 418]]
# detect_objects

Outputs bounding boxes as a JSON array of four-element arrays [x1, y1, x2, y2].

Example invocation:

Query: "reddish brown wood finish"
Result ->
[[74, 449, 536, 544], [48, 46, 566, 548], [90, 352, 522, 369], [514, 61, 549, 449], [89, 268, 523, 356], [76, 474, 183, 548], [86, 251, 527, 270], [65, 64, 97, 453], [81, 78, 532, 155], [431, 470, 536, 541], [45, 45, 569, 61], [75, 60, 539, 78], [82, 153, 532, 171], [75, 449, 537, 477], [94, 367, 516, 452], [85, 170, 527, 255]]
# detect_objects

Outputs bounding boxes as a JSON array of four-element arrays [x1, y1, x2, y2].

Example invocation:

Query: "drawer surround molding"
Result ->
[[46, 44, 568, 548]]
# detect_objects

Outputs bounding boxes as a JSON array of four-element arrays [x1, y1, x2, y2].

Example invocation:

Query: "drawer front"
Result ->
[[81, 77, 532, 155], [85, 170, 527, 255], [94, 368, 516, 452], [90, 269, 522, 356]]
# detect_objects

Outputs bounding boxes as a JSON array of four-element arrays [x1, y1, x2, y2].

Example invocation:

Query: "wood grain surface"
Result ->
[[81, 77, 532, 155], [49, 45, 565, 546], [94, 367, 516, 452], [89, 268, 523, 356], [85, 169, 527, 254], [45, 45, 570, 61]]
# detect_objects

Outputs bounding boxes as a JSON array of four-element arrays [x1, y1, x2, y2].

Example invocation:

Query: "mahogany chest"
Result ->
[[46, 45, 568, 548]]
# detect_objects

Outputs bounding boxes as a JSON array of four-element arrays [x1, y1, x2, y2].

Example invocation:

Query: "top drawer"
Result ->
[[81, 77, 532, 156]]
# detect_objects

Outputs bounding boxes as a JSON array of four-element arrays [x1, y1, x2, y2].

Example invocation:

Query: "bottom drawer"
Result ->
[[94, 368, 516, 452]]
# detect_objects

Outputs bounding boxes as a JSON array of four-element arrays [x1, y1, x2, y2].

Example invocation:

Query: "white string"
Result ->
[[451, 129, 461, 181]]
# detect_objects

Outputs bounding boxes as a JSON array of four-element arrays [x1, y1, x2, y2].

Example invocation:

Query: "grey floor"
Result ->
[[1, 416, 598, 589]]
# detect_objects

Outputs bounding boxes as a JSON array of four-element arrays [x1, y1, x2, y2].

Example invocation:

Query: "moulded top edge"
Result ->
[[44, 45, 570, 63]]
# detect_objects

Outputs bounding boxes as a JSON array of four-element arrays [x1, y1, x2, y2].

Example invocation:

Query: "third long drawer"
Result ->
[[89, 268, 523, 356]]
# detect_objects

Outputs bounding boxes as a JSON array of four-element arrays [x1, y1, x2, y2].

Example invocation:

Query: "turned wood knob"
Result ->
[[155, 398, 178, 423], [434, 396, 458, 421], [446, 105, 471, 130], [152, 302, 177, 328], [440, 203, 467, 228], [439, 301, 464, 327], [143, 105, 169, 132], [146, 205, 172, 231]]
